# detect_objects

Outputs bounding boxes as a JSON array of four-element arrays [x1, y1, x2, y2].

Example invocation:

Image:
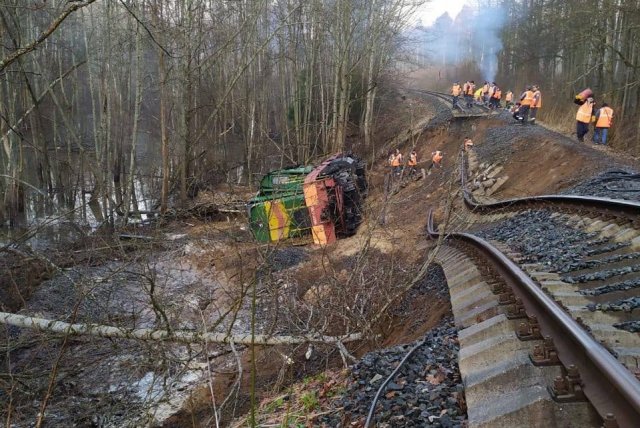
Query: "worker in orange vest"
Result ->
[[390, 148, 402, 176], [451, 82, 462, 109], [576, 97, 594, 142], [529, 85, 542, 124], [428, 150, 443, 173], [593, 103, 614, 145], [407, 149, 418, 177], [505, 90, 514, 108], [517, 86, 534, 124], [464, 80, 475, 108], [490, 86, 502, 109]]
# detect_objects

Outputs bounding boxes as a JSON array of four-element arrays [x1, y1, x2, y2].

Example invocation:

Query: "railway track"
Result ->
[[426, 153, 640, 426], [409, 88, 493, 117]]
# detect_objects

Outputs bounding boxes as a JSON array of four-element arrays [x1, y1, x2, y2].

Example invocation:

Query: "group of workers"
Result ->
[[575, 97, 614, 145], [388, 148, 443, 177], [458, 80, 616, 144], [452, 81, 512, 110]]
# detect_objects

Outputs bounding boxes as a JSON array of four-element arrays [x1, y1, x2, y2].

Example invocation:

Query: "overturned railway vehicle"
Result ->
[[247, 154, 367, 245]]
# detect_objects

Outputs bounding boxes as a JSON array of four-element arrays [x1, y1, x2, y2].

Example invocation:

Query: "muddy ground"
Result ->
[[1, 81, 638, 427]]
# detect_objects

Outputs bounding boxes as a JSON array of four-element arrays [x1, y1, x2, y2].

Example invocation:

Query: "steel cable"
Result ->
[[363, 337, 428, 428]]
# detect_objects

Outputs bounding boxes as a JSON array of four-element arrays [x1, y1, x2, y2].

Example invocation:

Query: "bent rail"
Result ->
[[427, 210, 640, 427], [459, 152, 640, 220]]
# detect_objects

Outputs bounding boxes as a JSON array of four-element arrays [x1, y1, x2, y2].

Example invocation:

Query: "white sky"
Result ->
[[413, 0, 470, 26]]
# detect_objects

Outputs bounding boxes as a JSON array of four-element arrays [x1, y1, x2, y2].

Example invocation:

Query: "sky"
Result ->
[[414, 0, 470, 26]]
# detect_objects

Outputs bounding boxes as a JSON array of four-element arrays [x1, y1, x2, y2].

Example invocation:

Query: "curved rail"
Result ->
[[420, 89, 492, 112], [459, 152, 640, 220], [427, 211, 640, 427], [407, 88, 491, 115]]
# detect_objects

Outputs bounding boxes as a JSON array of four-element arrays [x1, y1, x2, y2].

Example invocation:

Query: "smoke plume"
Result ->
[[416, 4, 507, 83]]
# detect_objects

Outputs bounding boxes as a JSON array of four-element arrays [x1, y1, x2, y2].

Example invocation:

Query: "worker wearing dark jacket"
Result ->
[[576, 98, 594, 142], [451, 82, 462, 109], [490, 86, 502, 109]]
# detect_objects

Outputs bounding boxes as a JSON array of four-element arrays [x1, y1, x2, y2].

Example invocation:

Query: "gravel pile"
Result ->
[[473, 111, 575, 162], [587, 296, 640, 312], [613, 321, 640, 333], [563, 265, 640, 283], [412, 90, 453, 129], [265, 247, 309, 272], [562, 170, 640, 201], [562, 251, 640, 272], [474, 209, 603, 272], [420, 94, 454, 129], [405, 264, 450, 301], [581, 278, 640, 296], [319, 317, 465, 427]]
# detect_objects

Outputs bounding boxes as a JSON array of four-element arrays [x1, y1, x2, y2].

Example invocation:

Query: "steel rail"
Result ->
[[409, 88, 473, 114], [427, 211, 640, 427], [459, 152, 640, 220]]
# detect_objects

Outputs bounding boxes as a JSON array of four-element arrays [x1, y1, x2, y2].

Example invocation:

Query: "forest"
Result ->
[[0, 0, 414, 228]]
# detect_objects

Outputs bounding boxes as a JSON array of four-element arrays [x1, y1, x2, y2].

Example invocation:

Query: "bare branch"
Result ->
[[0, 1, 96, 72], [0, 311, 362, 345]]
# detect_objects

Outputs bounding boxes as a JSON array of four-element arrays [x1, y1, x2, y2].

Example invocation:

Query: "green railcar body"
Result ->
[[248, 166, 313, 243]]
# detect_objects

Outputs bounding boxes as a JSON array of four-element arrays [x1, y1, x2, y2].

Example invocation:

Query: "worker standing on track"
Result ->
[[593, 103, 614, 145], [518, 86, 534, 124], [529, 85, 542, 124], [474, 87, 483, 104], [490, 86, 502, 109], [464, 80, 475, 108], [451, 82, 462, 109], [428, 150, 443, 173], [505, 90, 513, 108], [482, 82, 490, 104], [576, 97, 594, 142]]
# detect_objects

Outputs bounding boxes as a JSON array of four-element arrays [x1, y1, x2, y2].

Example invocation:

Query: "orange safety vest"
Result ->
[[432, 151, 443, 164], [596, 106, 614, 128], [576, 102, 593, 123], [465, 84, 475, 95], [391, 154, 401, 167], [532, 90, 542, 108], [452, 84, 462, 96], [408, 153, 417, 166], [505, 91, 513, 102], [520, 90, 534, 106], [493, 89, 502, 99]]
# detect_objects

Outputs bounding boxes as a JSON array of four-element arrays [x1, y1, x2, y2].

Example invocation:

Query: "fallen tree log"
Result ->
[[0, 312, 361, 345]]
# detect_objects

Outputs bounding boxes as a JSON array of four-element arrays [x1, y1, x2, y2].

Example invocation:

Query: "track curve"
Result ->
[[427, 210, 640, 427]]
